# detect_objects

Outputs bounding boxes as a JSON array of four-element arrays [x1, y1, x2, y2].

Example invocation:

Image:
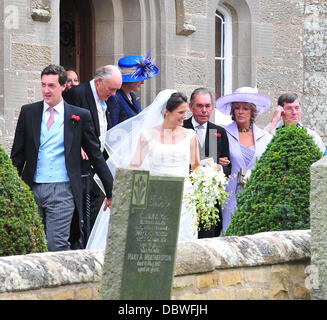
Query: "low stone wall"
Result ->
[[173, 229, 310, 300], [0, 230, 311, 300]]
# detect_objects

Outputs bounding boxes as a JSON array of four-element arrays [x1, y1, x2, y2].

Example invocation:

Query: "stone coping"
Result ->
[[175, 230, 310, 275], [0, 230, 310, 293]]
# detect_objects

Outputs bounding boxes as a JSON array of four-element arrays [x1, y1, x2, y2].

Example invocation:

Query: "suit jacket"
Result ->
[[63, 81, 113, 144], [107, 89, 142, 126], [183, 117, 231, 176], [10, 100, 113, 247]]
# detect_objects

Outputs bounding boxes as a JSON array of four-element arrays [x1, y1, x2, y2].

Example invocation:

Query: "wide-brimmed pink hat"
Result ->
[[215, 87, 271, 115]]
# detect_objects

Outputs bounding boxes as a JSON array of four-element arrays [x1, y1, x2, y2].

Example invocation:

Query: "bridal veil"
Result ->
[[94, 89, 176, 191]]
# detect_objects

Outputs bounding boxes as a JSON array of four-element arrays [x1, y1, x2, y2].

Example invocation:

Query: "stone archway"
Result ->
[[59, 0, 162, 104], [91, 0, 117, 68], [91, 0, 161, 105]]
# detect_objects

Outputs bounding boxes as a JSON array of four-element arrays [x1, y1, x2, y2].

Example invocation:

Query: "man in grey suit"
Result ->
[[11, 64, 113, 251]]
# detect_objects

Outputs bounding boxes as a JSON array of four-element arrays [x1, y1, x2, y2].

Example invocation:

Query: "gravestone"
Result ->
[[99, 167, 184, 300], [310, 156, 327, 299]]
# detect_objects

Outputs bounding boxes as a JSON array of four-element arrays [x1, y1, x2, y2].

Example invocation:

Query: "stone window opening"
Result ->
[[215, 8, 232, 99]]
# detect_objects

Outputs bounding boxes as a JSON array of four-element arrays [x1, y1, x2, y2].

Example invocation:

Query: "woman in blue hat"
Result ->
[[108, 54, 159, 126]]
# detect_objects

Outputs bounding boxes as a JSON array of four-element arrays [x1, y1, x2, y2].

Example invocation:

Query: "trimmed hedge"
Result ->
[[225, 124, 323, 236], [0, 145, 47, 256]]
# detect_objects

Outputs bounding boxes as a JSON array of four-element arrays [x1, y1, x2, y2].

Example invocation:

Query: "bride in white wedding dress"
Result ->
[[86, 90, 201, 249]]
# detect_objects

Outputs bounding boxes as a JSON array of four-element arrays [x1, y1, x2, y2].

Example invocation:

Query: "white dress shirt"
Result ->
[[90, 79, 108, 151], [43, 99, 64, 123], [191, 117, 207, 147]]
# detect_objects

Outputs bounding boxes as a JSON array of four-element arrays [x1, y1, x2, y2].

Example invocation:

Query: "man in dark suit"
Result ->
[[10, 64, 113, 251], [184, 87, 231, 238], [64, 65, 122, 244]]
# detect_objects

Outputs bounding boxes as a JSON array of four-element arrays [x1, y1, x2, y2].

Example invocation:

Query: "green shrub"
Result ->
[[225, 124, 323, 236], [0, 145, 47, 256]]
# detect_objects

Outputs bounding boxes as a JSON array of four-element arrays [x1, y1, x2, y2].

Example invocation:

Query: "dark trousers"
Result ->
[[81, 162, 103, 247]]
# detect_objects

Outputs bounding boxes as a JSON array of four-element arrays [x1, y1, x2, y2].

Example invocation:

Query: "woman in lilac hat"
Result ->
[[215, 87, 272, 233], [108, 54, 159, 126]]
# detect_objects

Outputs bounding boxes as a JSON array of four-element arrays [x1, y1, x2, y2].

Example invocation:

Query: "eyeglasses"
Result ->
[[284, 106, 301, 113]]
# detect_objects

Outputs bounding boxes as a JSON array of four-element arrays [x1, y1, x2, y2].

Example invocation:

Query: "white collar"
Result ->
[[192, 117, 207, 130], [90, 79, 102, 102], [43, 99, 64, 114], [90, 79, 107, 113]]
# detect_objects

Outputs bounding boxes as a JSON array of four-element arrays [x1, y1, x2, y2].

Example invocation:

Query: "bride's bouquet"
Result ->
[[185, 158, 230, 231]]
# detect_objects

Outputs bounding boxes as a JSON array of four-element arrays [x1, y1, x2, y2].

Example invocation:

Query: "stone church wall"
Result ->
[[0, 0, 59, 152], [302, 1, 327, 145], [0, 0, 326, 152], [0, 230, 311, 300]]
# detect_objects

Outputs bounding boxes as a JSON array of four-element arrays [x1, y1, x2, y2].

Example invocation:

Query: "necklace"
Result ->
[[238, 123, 253, 132]]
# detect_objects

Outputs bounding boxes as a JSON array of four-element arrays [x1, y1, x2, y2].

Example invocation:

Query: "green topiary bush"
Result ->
[[225, 124, 323, 236], [0, 145, 47, 256]]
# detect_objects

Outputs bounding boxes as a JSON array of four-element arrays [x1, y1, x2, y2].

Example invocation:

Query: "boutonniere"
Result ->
[[71, 114, 80, 127], [215, 132, 222, 138]]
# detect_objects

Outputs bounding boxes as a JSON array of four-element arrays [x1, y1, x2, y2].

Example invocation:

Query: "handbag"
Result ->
[[237, 168, 251, 187]]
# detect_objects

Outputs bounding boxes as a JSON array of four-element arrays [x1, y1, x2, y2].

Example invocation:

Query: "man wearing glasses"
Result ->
[[266, 92, 325, 154]]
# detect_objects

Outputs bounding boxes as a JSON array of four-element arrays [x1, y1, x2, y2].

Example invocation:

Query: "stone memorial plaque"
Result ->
[[99, 167, 184, 300]]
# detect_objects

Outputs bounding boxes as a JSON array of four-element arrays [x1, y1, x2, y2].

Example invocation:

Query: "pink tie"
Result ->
[[47, 107, 55, 130]]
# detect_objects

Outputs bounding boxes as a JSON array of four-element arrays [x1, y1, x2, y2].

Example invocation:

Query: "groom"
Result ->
[[10, 64, 113, 251], [184, 87, 231, 237]]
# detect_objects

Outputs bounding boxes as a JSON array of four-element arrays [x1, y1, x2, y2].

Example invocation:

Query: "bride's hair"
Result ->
[[165, 92, 188, 112]]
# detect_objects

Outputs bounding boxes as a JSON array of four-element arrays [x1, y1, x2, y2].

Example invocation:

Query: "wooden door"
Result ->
[[60, 0, 95, 82]]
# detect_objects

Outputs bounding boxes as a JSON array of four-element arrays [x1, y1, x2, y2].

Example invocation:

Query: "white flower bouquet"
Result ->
[[185, 158, 230, 231]]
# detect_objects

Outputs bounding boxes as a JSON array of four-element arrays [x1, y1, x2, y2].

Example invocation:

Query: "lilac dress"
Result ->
[[222, 121, 272, 233]]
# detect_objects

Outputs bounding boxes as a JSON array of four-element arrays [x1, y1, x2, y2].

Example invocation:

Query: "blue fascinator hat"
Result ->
[[118, 54, 159, 83]]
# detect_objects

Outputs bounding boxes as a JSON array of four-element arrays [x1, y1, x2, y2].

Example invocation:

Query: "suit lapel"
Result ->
[[120, 90, 134, 109], [105, 100, 112, 130], [205, 121, 217, 157], [183, 117, 194, 130], [119, 90, 141, 115], [205, 122, 211, 157], [226, 121, 240, 142], [85, 82, 101, 137], [64, 103, 74, 157], [121, 91, 132, 106], [130, 92, 142, 113], [32, 102, 43, 150]]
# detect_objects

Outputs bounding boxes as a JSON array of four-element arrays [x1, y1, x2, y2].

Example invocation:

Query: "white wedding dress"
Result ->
[[86, 128, 198, 249]]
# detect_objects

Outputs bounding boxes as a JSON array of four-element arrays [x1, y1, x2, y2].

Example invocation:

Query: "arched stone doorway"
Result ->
[[60, 0, 95, 82], [59, 0, 161, 105]]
